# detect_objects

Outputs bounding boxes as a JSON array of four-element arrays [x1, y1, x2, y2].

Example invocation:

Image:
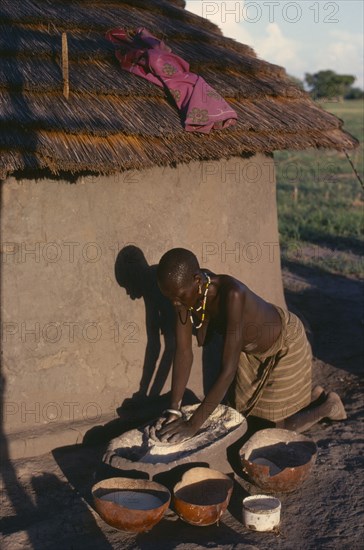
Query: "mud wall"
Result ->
[[1, 154, 285, 436]]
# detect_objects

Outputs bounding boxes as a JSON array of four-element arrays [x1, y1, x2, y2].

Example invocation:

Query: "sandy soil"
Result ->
[[1, 263, 363, 550]]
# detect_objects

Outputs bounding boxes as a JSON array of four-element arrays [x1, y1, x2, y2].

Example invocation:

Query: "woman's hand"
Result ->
[[157, 417, 197, 444], [147, 412, 180, 442]]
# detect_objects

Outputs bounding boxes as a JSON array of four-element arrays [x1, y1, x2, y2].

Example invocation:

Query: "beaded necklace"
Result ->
[[189, 274, 211, 329]]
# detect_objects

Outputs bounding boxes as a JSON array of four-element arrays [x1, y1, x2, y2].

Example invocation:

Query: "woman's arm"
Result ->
[[169, 306, 193, 410], [149, 308, 193, 440], [159, 288, 245, 442]]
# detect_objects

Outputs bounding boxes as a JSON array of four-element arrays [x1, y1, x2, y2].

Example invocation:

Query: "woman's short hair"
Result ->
[[157, 248, 200, 288]]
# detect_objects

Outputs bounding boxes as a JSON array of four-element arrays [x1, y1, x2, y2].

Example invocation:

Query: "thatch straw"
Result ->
[[0, 0, 358, 179], [0, 90, 344, 137]]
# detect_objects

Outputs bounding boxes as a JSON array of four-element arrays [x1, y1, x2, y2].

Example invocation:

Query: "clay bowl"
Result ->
[[92, 477, 171, 532], [173, 467, 234, 526], [239, 428, 317, 493]]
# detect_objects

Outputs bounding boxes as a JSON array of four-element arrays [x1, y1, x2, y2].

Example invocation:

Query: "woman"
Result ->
[[155, 248, 346, 443]]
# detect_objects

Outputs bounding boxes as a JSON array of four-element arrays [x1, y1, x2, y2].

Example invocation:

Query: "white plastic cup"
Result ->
[[243, 495, 281, 532]]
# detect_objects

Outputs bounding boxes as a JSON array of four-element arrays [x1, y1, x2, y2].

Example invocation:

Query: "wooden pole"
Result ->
[[62, 32, 69, 100], [345, 150, 364, 189], [293, 185, 298, 202]]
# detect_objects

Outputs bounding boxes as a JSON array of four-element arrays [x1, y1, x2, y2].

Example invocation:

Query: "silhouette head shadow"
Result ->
[[115, 245, 149, 300]]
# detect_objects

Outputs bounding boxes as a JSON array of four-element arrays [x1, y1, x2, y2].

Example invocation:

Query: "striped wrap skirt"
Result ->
[[230, 306, 312, 422]]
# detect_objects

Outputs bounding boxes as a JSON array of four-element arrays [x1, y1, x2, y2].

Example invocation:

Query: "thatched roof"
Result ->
[[0, 0, 358, 179]]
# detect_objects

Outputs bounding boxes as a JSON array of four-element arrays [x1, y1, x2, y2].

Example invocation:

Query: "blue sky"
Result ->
[[185, 1, 364, 88]]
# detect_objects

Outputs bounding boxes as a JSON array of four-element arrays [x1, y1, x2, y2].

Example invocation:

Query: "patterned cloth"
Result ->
[[106, 27, 237, 133], [230, 306, 312, 422]]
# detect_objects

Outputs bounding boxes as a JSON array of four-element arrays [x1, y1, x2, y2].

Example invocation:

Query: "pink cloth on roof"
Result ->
[[106, 27, 237, 133]]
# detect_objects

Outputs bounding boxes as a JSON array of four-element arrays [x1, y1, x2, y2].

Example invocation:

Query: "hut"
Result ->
[[0, 0, 357, 456]]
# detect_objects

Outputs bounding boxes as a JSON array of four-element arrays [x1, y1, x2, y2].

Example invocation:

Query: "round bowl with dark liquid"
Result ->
[[173, 467, 234, 526]]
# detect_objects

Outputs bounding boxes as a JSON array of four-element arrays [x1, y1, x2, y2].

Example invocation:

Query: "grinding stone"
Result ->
[[103, 404, 247, 476]]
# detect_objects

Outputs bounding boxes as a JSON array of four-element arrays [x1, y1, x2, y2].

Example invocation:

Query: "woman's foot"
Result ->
[[280, 389, 347, 433], [324, 391, 347, 421], [311, 385, 325, 402]]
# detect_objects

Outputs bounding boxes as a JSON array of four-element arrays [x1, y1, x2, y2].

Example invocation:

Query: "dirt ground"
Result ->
[[1, 261, 363, 550]]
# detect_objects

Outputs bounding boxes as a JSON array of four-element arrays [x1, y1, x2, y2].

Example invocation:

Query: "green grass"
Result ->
[[275, 99, 364, 278]]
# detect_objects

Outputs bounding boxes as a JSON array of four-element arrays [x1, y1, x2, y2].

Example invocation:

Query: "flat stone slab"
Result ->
[[103, 404, 247, 477]]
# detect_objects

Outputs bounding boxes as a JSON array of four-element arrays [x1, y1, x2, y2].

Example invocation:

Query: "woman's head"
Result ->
[[157, 248, 202, 308]]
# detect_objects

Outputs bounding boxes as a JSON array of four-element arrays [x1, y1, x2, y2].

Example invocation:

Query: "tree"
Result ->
[[345, 87, 364, 100], [305, 70, 356, 100]]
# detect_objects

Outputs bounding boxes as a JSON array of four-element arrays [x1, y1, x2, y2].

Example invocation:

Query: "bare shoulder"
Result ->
[[213, 274, 250, 316], [204, 269, 266, 315], [218, 274, 249, 300], [215, 273, 271, 316]]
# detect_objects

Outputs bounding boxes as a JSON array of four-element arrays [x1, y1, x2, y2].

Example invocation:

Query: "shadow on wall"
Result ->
[[114, 246, 176, 406]]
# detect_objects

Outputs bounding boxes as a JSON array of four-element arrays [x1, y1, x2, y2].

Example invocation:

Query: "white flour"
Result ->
[[112, 404, 244, 464]]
